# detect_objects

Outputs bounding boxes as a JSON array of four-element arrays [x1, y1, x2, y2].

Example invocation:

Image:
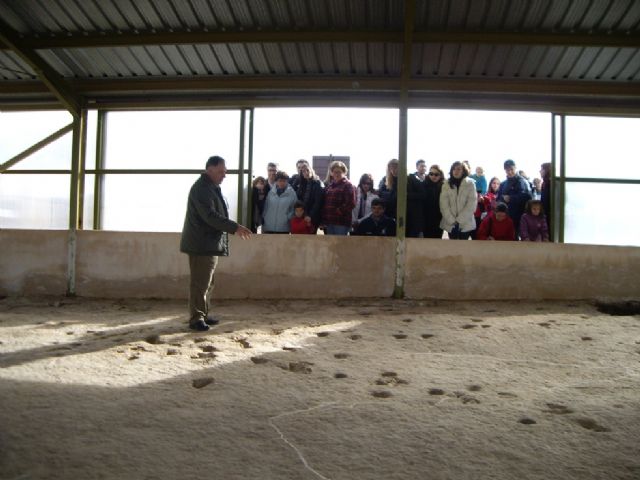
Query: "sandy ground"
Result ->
[[1, 296, 639, 480]]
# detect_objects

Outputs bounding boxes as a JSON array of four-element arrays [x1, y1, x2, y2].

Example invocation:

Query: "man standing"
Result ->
[[497, 159, 532, 238], [406, 159, 427, 238], [288, 159, 309, 192], [266, 162, 278, 189], [180, 156, 252, 331]]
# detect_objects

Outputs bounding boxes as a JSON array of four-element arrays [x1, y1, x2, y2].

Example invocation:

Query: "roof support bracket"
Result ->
[[0, 18, 82, 116]]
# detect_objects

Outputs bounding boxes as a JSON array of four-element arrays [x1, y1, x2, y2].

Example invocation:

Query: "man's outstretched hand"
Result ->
[[235, 225, 252, 239]]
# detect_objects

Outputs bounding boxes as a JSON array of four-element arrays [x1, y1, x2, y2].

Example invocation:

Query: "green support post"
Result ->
[[237, 109, 246, 224], [67, 110, 87, 296], [550, 114, 557, 242], [246, 108, 255, 228], [93, 110, 107, 230], [394, 106, 408, 299], [393, 0, 415, 299], [558, 115, 566, 243]]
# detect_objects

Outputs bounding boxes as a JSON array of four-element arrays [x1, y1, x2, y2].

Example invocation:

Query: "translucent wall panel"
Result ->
[[85, 110, 98, 170], [565, 183, 640, 246], [82, 174, 95, 229], [0, 174, 70, 229], [566, 116, 640, 180], [105, 111, 241, 170], [10, 133, 72, 170], [253, 108, 399, 186], [408, 110, 551, 183], [102, 174, 238, 232], [0, 111, 72, 169]]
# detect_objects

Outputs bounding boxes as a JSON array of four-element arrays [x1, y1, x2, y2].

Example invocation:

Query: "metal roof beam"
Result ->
[[0, 19, 81, 116], [0, 31, 402, 49], [83, 77, 640, 96], [414, 31, 640, 47], [0, 30, 637, 49], [2, 76, 640, 97]]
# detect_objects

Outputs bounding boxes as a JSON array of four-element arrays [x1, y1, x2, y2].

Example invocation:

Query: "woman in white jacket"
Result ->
[[439, 161, 478, 240]]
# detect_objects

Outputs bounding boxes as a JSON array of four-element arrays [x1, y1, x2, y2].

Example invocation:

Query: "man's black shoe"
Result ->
[[205, 316, 220, 326], [189, 320, 210, 332]]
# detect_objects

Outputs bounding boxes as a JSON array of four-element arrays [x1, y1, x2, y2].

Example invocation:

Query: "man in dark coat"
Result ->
[[180, 155, 252, 331], [497, 159, 532, 239], [353, 198, 396, 237], [406, 159, 428, 238]]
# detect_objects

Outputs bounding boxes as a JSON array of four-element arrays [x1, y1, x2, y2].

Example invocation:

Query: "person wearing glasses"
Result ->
[[424, 164, 445, 239], [352, 173, 379, 231], [406, 159, 428, 238], [440, 161, 477, 240]]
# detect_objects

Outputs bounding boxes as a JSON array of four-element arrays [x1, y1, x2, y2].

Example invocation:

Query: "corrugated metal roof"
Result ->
[[2, 0, 639, 35], [0, 0, 638, 111]]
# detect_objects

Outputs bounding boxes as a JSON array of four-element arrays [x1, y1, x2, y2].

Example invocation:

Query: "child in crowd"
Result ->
[[532, 178, 542, 200], [290, 201, 315, 234], [353, 198, 396, 236], [472, 190, 487, 238], [520, 199, 549, 242], [470, 166, 487, 194], [483, 176, 501, 212], [477, 202, 515, 241]]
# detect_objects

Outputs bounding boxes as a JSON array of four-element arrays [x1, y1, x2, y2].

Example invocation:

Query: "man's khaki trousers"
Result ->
[[188, 255, 219, 322]]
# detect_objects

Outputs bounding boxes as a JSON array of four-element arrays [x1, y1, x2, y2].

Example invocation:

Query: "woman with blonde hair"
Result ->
[[378, 158, 399, 219], [321, 161, 356, 235]]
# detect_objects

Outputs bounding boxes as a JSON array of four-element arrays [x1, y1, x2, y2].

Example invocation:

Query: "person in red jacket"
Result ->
[[290, 201, 315, 234], [477, 202, 515, 241]]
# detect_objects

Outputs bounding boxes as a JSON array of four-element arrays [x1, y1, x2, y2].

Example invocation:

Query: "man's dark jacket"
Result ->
[[180, 174, 238, 256]]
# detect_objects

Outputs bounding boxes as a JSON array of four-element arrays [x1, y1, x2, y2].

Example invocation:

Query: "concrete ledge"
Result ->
[[74, 231, 395, 299], [405, 238, 640, 300], [76, 231, 187, 298], [0, 229, 68, 296], [1, 230, 638, 300], [216, 234, 395, 299]]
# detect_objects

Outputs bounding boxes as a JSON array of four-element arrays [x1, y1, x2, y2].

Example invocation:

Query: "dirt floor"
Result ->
[[1, 296, 639, 480]]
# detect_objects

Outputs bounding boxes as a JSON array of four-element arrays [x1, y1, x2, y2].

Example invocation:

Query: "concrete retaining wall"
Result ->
[[404, 238, 640, 300], [0, 229, 68, 296], [1, 229, 638, 300]]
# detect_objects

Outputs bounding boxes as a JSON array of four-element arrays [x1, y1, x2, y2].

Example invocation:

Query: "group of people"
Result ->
[[179, 154, 552, 331], [250, 159, 395, 237], [250, 157, 552, 241]]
